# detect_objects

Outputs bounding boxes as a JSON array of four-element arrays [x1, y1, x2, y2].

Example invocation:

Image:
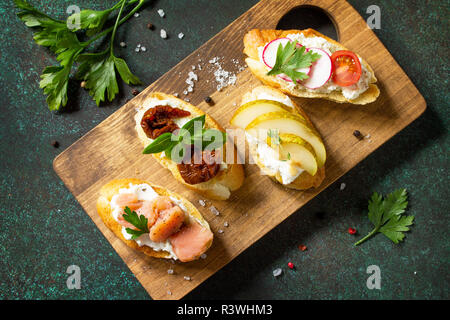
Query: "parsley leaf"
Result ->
[[267, 41, 321, 82], [122, 206, 149, 240], [15, 0, 145, 111], [355, 189, 414, 246]]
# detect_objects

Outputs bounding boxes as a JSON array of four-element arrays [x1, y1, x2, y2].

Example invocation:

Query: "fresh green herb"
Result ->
[[267, 129, 281, 145], [122, 206, 149, 240], [267, 41, 321, 82], [15, 0, 145, 111], [142, 115, 226, 161], [354, 189, 414, 246], [287, 152, 291, 160]]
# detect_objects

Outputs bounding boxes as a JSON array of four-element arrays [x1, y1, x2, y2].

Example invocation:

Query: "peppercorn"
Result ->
[[348, 227, 357, 235], [146, 23, 154, 30], [298, 244, 307, 251], [353, 130, 363, 139], [132, 89, 140, 96], [51, 140, 59, 148], [204, 96, 214, 105], [288, 262, 294, 269]]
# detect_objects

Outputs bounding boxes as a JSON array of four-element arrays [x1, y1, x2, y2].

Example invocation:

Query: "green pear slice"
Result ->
[[246, 112, 326, 167], [268, 134, 318, 176], [230, 99, 302, 129]]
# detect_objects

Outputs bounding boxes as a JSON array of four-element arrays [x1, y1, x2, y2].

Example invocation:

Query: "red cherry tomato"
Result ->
[[331, 50, 362, 87]]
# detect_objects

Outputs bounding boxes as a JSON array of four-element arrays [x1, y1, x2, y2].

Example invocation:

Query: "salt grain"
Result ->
[[224, 222, 229, 227], [134, 13, 140, 18], [160, 29, 167, 39], [200, 253, 207, 259], [209, 206, 220, 216], [167, 268, 174, 275], [178, 32, 184, 39], [119, 41, 126, 48], [184, 276, 191, 281], [141, 46, 147, 52], [157, 9, 165, 18], [167, 290, 172, 295], [273, 268, 283, 277], [198, 199, 206, 207], [340, 183, 346, 191], [218, 229, 224, 234]]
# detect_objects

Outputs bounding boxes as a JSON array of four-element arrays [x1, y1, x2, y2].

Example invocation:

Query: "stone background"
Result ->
[[0, 0, 448, 299]]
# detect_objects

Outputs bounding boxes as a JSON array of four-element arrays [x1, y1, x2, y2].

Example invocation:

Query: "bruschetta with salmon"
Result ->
[[134, 92, 244, 200], [243, 29, 379, 105], [97, 178, 213, 262]]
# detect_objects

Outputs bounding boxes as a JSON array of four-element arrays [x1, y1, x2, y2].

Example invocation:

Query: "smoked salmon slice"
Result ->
[[169, 221, 213, 262], [149, 205, 185, 242]]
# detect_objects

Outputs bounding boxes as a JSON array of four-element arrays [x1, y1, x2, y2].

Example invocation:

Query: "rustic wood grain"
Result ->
[[53, 0, 426, 300]]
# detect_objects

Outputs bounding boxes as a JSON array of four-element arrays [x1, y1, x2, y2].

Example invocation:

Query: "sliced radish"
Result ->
[[301, 48, 332, 89], [262, 38, 311, 83], [262, 38, 291, 69]]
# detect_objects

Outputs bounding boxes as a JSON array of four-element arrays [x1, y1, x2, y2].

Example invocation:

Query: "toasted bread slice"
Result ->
[[134, 92, 244, 200], [240, 86, 325, 190], [97, 178, 213, 261], [244, 29, 380, 105]]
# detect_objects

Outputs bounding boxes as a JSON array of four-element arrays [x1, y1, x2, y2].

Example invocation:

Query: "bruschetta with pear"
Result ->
[[230, 86, 325, 190], [244, 28, 379, 105], [97, 178, 214, 262]]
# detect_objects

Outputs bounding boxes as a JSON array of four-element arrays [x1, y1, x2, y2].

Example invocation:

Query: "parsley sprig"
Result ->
[[267, 40, 321, 82], [15, 0, 145, 111], [355, 189, 414, 246], [142, 115, 226, 162], [123, 206, 149, 240]]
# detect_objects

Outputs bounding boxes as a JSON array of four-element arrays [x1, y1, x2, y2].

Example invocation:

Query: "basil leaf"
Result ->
[[181, 115, 206, 136], [142, 132, 175, 154]]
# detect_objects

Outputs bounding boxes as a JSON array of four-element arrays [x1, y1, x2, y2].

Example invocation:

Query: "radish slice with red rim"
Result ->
[[301, 48, 332, 89], [262, 38, 312, 83], [262, 38, 291, 68]]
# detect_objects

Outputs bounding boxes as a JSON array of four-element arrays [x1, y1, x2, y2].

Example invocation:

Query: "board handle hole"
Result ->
[[276, 5, 339, 41]]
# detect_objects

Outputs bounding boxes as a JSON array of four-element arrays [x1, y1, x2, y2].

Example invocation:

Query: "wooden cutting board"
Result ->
[[53, 0, 426, 300]]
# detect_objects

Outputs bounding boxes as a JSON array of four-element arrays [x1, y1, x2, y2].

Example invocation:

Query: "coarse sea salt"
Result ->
[[340, 183, 346, 191], [160, 29, 167, 39], [178, 32, 184, 39], [198, 199, 206, 207], [209, 206, 220, 216], [157, 9, 165, 18], [273, 268, 283, 277], [208, 57, 237, 91]]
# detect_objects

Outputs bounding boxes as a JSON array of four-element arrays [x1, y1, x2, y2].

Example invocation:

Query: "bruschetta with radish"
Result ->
[[97, 178, 214, 262], [230, 86, 325, 190], [134, 92, 244, 200], [244, 29, 380, 105]]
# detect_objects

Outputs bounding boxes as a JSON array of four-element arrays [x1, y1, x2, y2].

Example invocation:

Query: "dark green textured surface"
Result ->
[[0, 0, 448, 300]]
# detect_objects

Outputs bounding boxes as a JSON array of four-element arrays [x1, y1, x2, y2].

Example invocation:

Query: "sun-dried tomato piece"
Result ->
[[177, 148, 221, 185], [141, 105, 191, 139]]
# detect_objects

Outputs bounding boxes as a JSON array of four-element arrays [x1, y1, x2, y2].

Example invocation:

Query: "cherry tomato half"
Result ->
[[331, 50, 362, 87]]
